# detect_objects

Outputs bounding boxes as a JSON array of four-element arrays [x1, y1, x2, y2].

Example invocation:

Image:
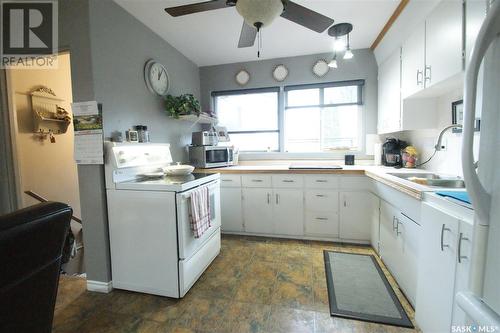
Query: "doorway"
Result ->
[[5, 52, 84, 275]]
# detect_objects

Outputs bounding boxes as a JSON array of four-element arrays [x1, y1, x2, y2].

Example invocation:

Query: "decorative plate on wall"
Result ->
[[272, 64, 289, 82], [312, 59, 330, 77], [235, 69, 250, 86]]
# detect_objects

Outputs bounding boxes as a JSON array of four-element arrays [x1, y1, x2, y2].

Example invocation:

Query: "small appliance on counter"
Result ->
[[191, 131, 218, 146], [189, 145, 234, 168], [382, 138, 408, 167]]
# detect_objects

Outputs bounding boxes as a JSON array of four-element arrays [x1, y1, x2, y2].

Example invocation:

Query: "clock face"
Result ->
[[145, 60, 170, 96]]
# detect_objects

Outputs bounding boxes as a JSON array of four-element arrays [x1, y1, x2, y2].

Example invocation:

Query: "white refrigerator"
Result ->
[[458, 0, 500, 326]]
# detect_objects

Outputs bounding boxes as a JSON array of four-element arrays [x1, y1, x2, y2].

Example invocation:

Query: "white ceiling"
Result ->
[[114, 0, 400, 67]]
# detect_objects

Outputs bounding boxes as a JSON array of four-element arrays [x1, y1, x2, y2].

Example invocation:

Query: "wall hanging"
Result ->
[[272, 64, 288, 82], [144, 59, 170, 96], [235, 69, 250, 86], [31, 86, 71, 143], [312, 59, 330, 77]]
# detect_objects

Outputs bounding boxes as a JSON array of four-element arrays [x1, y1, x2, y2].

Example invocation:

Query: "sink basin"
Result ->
[[387, 173, 465, 188]]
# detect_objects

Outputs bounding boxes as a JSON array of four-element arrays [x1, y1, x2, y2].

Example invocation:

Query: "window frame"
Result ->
[[212, 87, 281, 152], [212, 80, 366, 158], [284, 80, 364, 153]]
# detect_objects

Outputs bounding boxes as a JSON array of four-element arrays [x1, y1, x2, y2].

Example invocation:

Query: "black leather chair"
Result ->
[[0, 202, 72, 333]]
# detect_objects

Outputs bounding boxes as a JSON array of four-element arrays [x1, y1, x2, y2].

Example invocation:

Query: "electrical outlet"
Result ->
[[440, 138, 448, 151]]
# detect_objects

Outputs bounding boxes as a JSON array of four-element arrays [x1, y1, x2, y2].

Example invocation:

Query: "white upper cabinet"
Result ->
[[377, 48, 402, 134], [424, 0, 464, 87], [401, 23, 426, 99], [465, 0, 487, 64]]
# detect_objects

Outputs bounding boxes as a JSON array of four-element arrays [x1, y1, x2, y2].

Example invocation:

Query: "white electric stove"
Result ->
[[104, 142, 221, 298]]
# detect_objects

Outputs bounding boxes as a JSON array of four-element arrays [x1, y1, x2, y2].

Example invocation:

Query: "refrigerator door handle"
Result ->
[[462, 0, 500, 226]]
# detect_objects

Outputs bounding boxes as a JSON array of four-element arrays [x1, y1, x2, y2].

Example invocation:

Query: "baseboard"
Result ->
[[86, 280, 113, 293]]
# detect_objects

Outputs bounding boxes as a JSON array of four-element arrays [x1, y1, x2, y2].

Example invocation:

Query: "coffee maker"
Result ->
[[382, 138, 408, 167]]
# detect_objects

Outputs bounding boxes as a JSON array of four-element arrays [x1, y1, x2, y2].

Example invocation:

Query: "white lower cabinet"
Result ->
[[379, 200, 421, 306], [242, 188, 274, 234], [273, 189, 304, 236], [220, 187, 243, 232], [416, 202, 472, 333], [305, 190, 339, 237], [339, 191, 377, 241]]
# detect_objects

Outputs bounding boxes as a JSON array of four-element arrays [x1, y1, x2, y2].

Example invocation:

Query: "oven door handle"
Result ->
[[180, 180, 219, 200]]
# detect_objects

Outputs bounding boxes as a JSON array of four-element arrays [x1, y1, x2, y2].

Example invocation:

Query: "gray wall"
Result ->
[[59, 0, 202, 283], [200, 49, 379, 139]]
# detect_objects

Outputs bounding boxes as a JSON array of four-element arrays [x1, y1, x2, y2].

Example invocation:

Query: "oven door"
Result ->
[[176, 180, 221, 260]]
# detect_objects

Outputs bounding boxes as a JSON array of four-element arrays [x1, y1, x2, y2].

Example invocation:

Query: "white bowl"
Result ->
[[163, 164, 195, 176]]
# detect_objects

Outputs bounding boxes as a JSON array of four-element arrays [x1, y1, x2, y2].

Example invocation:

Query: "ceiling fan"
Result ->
[[165, 0, 334, 54]]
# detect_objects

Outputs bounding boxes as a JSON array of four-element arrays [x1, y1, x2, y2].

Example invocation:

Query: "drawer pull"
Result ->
[[458, 233, 470, 263], [441, 224, 451, 251], [316, 194, 326, 198], [222, 179, 233, 182], [316, 180, 327, 183], [282, 180, 295, 183], [252, 179, 263, 182], [315, 217, 328, 221]]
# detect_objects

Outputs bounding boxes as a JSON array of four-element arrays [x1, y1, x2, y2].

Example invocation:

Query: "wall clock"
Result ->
[[144, 59, 170, 96], [235, 69, 250, 86], [312, 59, 330, 77], [272, 64, 288, 82]]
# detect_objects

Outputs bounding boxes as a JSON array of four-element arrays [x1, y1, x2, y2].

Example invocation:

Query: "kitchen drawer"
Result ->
[[305, 190, 339, 212], [339, 176, 370, 190], [305, 212, 339, 237], [305, 175, 339, 189], [272, 175, 304, 188], [241, 175, 272, 188], [220, 174, 241, 187]]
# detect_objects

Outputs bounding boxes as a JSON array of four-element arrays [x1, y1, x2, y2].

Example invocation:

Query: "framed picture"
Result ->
[[452, 99, 481, 133]]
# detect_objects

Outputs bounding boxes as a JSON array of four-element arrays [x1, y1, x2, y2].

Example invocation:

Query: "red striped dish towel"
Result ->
[[189, 186, 211, 238]]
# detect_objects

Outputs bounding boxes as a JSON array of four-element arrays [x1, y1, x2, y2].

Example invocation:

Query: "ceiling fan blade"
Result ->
[[280, 1, 334, 33], [238, 22, 257, 48], [165, 0, 229, 17]]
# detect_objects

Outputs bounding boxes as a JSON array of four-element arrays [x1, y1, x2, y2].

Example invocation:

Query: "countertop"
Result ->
[[196, 164, 461, 201]]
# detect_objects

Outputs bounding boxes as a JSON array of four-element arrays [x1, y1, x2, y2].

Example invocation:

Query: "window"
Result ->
[[284, 81, 363, 153], [213, 88, 279, 151], [213, 80, 364, 154]]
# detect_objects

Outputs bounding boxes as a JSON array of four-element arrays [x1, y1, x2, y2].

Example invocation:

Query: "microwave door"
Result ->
[[205, 149, 228, 164]]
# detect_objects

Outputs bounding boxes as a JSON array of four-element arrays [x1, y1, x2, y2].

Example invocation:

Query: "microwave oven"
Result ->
[[188, 146, 234, 168]]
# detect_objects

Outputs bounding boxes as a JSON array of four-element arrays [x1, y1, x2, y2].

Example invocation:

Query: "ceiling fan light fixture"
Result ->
[[236, 0, 284, 28], [328, 54, 338, 68], [333, 37, 346, 52]]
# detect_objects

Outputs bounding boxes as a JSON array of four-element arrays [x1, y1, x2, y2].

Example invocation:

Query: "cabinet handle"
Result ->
[[222, 179, 233, 182], [392, 216, 397, 231], [267, 193, 270, 204], [441, 224, 451, 251], [316, 180, 327, 183], [416, 69, 423, 86], [282, 180, 294, 183], [316, 194, 326, 198], [343, 196, 347, 207], [458, 232, 470, 263], [315, 217, 328, 221], [425, 65, 432, 83], [396, 219, 402, 236], [252, 179, 263, 182], [276, 194, 279, 204]]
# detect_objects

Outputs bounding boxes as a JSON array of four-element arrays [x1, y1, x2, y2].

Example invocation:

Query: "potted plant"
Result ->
[[164, 94, 201, 119]]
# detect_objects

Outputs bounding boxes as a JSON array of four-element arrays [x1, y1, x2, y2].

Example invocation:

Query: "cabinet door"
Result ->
[[401, 23, 425, 98], [452, 221, 473, 327], [274, 189, 304, 236], [339, 191, 375, 241], [370, 197, 381, 254], [396, 213, 421, 306], [425, 0, 463, 87], [242, 188, 273, 234], [379, 200, 399, 277], [220, 187, 243, 232], [416, 202, 460, 333], [378, 48, 402, 134]]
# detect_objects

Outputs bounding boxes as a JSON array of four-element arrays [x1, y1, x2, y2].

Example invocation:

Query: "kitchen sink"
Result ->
[[387, 173, 466, 188]]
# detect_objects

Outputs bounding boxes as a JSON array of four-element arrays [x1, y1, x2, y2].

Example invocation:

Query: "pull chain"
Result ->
[[254, 22, 263, 58]]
